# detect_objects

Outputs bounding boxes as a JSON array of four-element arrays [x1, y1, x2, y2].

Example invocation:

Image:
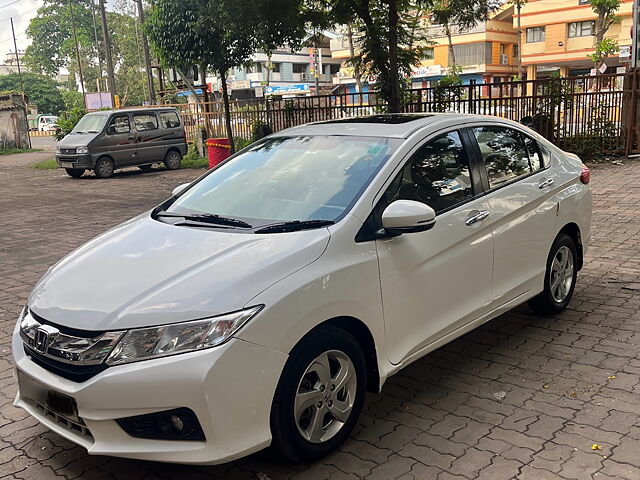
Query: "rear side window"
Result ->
[[159, 111, 181, 129], [133, 113, 158, 131], [383, 131, 473, 214], [522, 134, 544, 171], [473, 126, 532, 188]]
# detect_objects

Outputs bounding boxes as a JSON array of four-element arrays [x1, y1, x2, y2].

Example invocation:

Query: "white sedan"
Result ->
[[13, 113, 592, 464]]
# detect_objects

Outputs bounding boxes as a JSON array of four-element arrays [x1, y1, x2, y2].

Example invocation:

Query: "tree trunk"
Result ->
[[347, 24, 362, 93], [445, 23, 456, 68], [388, 0, 401, 112], [517, 2, 523, 80], [265, 52, 272, 87], [219, 69, 235, 153], [200, 64, 210, 137]]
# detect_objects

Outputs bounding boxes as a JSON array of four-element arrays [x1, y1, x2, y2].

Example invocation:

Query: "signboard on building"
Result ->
[[264, 84, 310, 95], [411, 65, 443, 78], [85, 92, 112, 109], [232, 80, 251, 89], [620, 45, 631, 59]]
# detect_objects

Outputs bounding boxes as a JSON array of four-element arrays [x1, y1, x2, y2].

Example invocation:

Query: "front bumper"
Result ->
[[12, 329, 288, 464], [56, 154, 94, 169]]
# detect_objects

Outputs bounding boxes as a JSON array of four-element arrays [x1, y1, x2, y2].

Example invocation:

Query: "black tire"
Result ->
[[94, 157, 115, 178], [270, 325, 366, 463], [528, 233, 578, 315], [65, 168, 85, 178], [138, 164, 154, 172], [164, 149, 182, 170]]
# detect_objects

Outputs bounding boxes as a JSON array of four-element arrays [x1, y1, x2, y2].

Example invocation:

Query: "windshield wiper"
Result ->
[[156, 212, 252, 228], [254, 219, 334, 233]]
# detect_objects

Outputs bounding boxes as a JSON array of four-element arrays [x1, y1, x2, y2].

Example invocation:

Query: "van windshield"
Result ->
[[72, 115, 108, 134], [166, 135, 400, 225]]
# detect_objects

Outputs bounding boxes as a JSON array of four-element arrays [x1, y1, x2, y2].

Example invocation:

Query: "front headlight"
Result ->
[[56, 145, 60, 153], [106, 306, 263, 366], [76, 146, 89, 154]]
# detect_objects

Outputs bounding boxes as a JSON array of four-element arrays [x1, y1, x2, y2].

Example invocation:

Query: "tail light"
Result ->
[[580, 166, 590, 184]]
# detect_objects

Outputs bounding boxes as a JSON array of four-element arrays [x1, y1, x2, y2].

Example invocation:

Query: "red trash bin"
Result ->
[[206, 138, 231, 169]]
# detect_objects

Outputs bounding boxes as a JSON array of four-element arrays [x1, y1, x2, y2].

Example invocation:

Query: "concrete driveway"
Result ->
[[0, 153, 639, 479]]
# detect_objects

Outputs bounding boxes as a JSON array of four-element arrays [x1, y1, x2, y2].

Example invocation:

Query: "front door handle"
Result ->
[[465, 210, 490, 226], [538, 178, 554, 189]]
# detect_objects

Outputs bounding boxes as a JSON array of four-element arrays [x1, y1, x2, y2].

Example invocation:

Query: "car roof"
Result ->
[[85, 107, 178, 115], [276, 113, 523, 139]]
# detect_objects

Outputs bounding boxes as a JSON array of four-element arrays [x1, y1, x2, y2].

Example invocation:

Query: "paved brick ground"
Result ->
[[1, 153, 639, 480]]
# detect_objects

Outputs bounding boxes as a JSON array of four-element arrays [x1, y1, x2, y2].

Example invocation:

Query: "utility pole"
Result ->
[[98, 0, 117, 108], [135, 0, 156, 104], [68, 1, 86, 105], [10, 18, 25, 105], [313, 46, 320, 95]]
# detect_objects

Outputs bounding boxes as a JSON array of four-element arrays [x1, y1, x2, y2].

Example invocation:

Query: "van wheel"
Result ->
[[528, 233, 578, 315], [94, 157, 115, 178], [164, 150, 182, 170], [65, 168, 85, 178], [270, 326, 366, 463]]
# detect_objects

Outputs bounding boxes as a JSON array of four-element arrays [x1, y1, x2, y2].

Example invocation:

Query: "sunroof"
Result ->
[[320, 114, 433, 125]]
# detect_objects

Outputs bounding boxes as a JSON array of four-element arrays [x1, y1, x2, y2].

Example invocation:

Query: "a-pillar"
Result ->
[[526, 65, 537, 95]]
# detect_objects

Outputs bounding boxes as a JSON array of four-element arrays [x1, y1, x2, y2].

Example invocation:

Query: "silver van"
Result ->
[[55, 108, 188, 178]]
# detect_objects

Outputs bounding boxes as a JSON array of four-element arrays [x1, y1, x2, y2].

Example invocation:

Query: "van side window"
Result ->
[[133, 113, 158, 131], [107, 115, 130, 134], [383, 131, 473, 214], [159, 111, 181, 129]]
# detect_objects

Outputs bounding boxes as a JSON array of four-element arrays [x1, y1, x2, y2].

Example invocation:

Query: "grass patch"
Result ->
[[182, 144, 208, 169], [31, 158, 58, 170], [1, 147, 42, 156]]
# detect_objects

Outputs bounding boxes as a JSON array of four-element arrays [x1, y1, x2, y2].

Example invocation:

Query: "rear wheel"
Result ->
[[270, 326, 366, 463], [94, 157, 115, 178], [65, 168, 85, 178], [164, 150, 182, 170], [528, 233, 578, 315]]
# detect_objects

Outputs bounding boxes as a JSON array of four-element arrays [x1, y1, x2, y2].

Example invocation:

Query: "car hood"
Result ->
[[28, 215, 330, 331], [58, 132, 99, 148]]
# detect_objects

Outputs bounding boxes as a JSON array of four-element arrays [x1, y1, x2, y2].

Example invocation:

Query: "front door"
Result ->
[[376, 130, 494, 365], [105, 114, 136, 165]]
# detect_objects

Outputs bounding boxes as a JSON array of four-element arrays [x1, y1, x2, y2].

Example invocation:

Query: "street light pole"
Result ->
[[98, 0, 117, 108], [135, 0, 156, 105]]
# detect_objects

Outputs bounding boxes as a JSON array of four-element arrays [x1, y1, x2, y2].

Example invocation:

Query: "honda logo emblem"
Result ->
[[33, 325, 59, 354]]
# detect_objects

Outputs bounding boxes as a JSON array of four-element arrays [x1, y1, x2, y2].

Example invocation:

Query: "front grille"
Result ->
[[24, 345, 109, 382], [60, 148, 76, 154], [24, 396, 93, 439]]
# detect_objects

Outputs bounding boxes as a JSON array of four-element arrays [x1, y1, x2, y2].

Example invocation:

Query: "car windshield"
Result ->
[[72, 114, 108, 134], [44, 117, 57, 123], [167, 135, 400, 225]]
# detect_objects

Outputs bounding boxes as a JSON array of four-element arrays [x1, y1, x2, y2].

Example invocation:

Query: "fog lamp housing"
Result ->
[[116, 407, 205, 441]]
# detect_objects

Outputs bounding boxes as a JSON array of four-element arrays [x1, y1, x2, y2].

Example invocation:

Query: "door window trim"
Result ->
[[464, 124, 551, 194], [106, 114, 131, 135]]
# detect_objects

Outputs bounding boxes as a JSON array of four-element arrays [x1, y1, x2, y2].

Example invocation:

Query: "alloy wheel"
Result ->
[[550, 245, 574, 303], [294, 350, 357, 444]]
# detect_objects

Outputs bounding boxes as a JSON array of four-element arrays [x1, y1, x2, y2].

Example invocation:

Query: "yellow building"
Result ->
[[518, 0, 633, 79]]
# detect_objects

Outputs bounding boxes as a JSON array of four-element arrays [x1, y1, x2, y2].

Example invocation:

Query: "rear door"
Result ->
[[375, 129, 495, 365], [131, 112, 164, 163], [468, 124, 558, 304]]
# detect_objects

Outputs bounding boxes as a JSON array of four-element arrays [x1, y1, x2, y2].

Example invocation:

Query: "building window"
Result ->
[[568, 21, 594, 37], [292, 63, 307, 74], [271, 62, 281, 73], [424, 47, 434, 60], [329, 64, 341, 75], [513, 44, 519, 58], [526, 26, 545, 43]]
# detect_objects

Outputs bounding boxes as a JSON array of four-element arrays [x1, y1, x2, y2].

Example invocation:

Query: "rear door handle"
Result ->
[[465, 210, 490, 226], [538, 178, 554, 189]]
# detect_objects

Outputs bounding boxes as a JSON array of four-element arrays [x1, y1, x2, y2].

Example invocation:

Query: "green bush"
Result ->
[[182, 144, 208, 169], [55, 107, 87, 140]]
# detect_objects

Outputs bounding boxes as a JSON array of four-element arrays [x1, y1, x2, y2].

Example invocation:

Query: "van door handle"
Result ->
[[465, 210, 490, 226], [128, 136, 135, 142], [538, 178, 554, 189]]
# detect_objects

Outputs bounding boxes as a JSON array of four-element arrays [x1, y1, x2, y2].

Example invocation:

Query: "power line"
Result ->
[[0, 0, 21, 11]]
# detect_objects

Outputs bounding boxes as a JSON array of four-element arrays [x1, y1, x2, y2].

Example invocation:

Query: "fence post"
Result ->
[[468, 80, 475, 114]]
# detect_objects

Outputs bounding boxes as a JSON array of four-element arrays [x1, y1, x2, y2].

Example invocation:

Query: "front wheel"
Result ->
[[270, 326, 366, 463], [65, 168, 85, 178], [164, 150, 182, 170], [94, 157, 115, 178], [528, 233, 578, 315]]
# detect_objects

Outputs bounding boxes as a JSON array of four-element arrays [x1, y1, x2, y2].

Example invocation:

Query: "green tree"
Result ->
[[0, 73, 64, 114], [329, 0, 430, 113], [590, 0, 621, 71]]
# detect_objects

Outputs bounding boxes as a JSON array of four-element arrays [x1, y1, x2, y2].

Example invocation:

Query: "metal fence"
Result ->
[[146, 72, 636, 155]]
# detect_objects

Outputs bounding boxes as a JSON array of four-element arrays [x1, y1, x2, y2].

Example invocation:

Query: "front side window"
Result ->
[[526, 26, 545, 43], [473, 126, 533, 188], [159, 111, 181, 129], [133, 113, 158, 131], [168, 135, 400, 224], [106, 115, 130, 135], [383, 131, 473, 214], [568, 21, 594, 37]]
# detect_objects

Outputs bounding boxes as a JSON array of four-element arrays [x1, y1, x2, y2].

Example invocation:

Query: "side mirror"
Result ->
[[382, 200, 436, 235], [172, 183, 190, 196], [107, 125, 116, 134]]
